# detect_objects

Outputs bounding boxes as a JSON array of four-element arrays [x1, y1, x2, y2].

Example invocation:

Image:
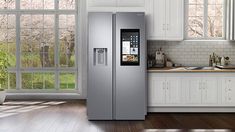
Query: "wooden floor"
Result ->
[[0, 100, 235, 132]]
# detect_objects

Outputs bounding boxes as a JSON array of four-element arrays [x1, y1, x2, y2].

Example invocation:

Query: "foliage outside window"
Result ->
[[186, 0, 225, 39], [0, 51, 10, 89]]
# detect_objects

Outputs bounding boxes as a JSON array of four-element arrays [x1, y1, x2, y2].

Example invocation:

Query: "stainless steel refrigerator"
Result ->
[[87, 12, 146, 120]]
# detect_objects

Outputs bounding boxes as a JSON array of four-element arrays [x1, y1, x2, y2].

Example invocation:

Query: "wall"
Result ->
[[148, 41, 235, 66]]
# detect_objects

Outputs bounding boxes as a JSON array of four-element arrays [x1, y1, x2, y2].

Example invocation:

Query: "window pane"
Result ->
[[208, 0, 215, 4], [20, 15, 55, 68], [9, 73, 16, 89], [189, 5, 204, 17], [187, 0, 224, 39], [208, 0, 223, 4], [207, 16, 223, 37], [59, 0, 75, 10], [22, 73, 55, 89], [44, 73, 55, 89], [60, 73, 75, 89], [33, 73, 43, 89], [208, 5, 216, 16], [189, 0, 197, 4], [188, 17, 204, 37], [44, 0, 54, 9], [22, 73, 33, 89], [208, 0, 223, 38], [21, 0, 31, 9], [215, 0, 223, 4], [189, 0, 204, 4], [0, 15, 16, 67], [59, 15, 75, 67], [31, 0, 43, 9], [21, 0, 54, 9], [0, 0, 15, 9], [0, 73, 16, 89]]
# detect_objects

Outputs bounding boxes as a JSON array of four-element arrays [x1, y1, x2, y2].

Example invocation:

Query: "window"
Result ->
[[186, 0, 225, 39], [0, 0, 79, 92]]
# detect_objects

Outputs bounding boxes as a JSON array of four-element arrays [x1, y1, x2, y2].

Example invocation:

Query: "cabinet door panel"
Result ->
[[148, 74, 155, 106], [222, 78, 235, 104], [183, 77, 202, 104], [88, 0, 117, 7], [166, 77, 181, 104], [165, 0, 183, 39], [148, 75, 166, 106], [152, 77, 166, 104], [203, 77, 218, 104], [146, 0, 166, 40], [117, 0, 145, 7]]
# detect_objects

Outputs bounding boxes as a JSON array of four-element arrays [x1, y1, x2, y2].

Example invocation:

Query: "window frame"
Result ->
[[0, 0, 81, 94], [185, 0, 227, 40]]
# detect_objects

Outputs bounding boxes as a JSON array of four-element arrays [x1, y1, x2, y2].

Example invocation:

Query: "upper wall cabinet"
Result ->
[[146, 0, 184, 40], [87, 0, 146, 12]]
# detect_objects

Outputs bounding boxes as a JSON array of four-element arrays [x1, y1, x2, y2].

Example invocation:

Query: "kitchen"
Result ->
[[88, 0, 235, 130], [0, 0, 235, 131]]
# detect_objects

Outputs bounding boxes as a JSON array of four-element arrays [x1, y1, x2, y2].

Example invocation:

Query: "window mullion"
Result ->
[[15, 0, 21, 90], [55, 12, 59, 90], [204, 0, 208, 38], [54, 0, 59, 91]]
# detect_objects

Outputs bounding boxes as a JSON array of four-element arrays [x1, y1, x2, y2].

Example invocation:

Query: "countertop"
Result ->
[[148, 67, 235, 73]]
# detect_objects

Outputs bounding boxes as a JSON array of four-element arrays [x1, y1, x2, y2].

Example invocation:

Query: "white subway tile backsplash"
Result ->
[[148, 41, 235, 66]]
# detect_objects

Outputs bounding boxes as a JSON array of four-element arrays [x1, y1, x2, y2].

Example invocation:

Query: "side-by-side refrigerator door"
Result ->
[[87, 13, 113, 120], [115, 12, 146, 120]]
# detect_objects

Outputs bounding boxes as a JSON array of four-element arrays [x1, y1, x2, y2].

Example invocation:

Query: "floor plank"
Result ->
[[0, 100, 234, 132]]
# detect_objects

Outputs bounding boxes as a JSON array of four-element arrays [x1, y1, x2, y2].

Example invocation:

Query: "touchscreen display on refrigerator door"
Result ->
[[121, 29, 140, 66]]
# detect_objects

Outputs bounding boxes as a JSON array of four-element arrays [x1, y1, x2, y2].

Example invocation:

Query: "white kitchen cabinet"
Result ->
[[183, 77, 218, 104], [146, 0, 165, 39], [148, 76, 165, 105], [165, 77, 181, 104], [146, 0, 183, 40], [222, 77, 235, 104], [202, 78, 218, 104], [148, 74, 181, 106], [87, 0, 146, 12], [183, 77, 202, 104]]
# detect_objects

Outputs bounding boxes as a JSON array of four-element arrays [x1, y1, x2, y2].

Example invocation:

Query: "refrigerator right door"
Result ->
[[115, 12, 146, 120]]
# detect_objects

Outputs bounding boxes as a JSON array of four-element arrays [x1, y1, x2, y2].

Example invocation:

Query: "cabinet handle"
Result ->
[[163, 82, 165, 89]]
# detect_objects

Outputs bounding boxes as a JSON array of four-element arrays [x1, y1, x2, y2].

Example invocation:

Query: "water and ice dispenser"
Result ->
[[94, 48, 107, 66]]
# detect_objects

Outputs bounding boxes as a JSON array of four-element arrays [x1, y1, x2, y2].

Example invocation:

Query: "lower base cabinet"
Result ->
[[182, 77, 218, 104], [148, 75, 181, 106], [148, 73, 235, 112]]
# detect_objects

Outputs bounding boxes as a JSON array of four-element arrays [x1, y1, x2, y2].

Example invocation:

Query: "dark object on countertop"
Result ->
[[216, 65, 235, 69]]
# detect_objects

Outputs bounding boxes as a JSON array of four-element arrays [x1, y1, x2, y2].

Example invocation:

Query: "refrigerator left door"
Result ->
[[87, 13, 113, 120]]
